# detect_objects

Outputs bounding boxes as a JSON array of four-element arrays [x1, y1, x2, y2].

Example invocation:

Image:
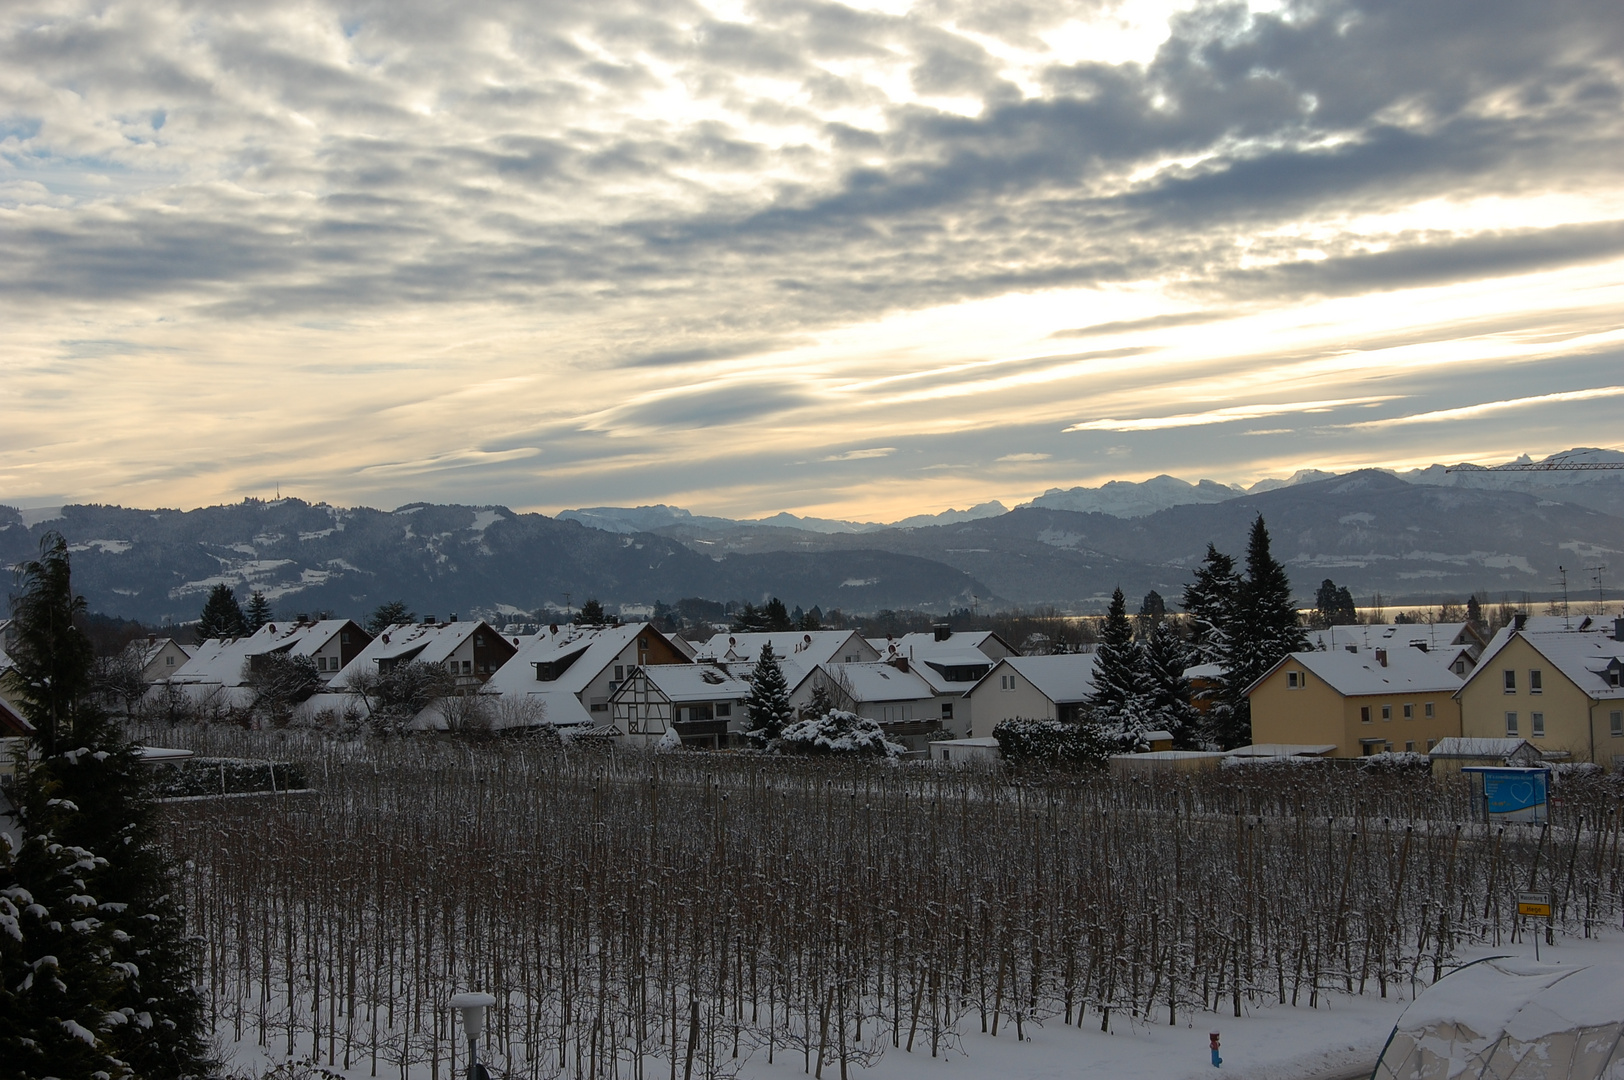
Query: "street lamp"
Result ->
[[450, 991, 497, 1080]]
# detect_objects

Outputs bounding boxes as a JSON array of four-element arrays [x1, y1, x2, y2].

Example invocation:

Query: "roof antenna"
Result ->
[[1557, 566, 1571, 629]]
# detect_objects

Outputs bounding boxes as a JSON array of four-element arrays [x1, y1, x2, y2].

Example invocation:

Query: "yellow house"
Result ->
[[1247, 645, 1463, 757], [1455, 618, 1624, 770]]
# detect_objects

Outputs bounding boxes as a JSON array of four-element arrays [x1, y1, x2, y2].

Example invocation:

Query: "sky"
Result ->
[[2, 0, 1622, 523]]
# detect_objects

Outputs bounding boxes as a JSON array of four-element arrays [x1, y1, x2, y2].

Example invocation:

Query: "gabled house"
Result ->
[[1306, 622, 1486, 676], [609, 663, 754, 748], [123, 635, 196, 684], [161, 617, 373, 710], [329, 617, 510, 696], [1246, 646, 1464, 758], [962, 654, 1099, 736], [695, 630, 880, 666], [1455, 618, 1624, 769], [867, 631, 1014, 737], [788, 659, 951, 746], [480, 622, 691, 730]]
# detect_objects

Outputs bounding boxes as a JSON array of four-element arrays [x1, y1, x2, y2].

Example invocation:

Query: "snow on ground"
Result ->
[[214, 933, 1624, 1080]]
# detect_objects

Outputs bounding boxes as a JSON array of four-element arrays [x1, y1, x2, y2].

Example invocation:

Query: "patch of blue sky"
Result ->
[[0, 147, 181, 203]]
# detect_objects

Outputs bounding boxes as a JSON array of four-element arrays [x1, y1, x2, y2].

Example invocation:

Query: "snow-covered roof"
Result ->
[[1184, 661, 1224, 680], [694, 630, 879, 666], [480, 623, 661, 697], [0, 696, 33, 737], [1307, 622, 1480, 655], [793, 661, 939, 704], [868, 639, 994, 693], [1375, 958, 1624, 1080], [1428, 736, 1542, 759], [866, 630, 1016, 662], [1469, 623, 1624, 702], [170, 619, 365, 688], [1255, 646, 1464, 698], [1227, 743, 1338, 758], [328, 619, 494, 687], [974, 654, 1099, 704], [629, 663, 753, 704], [929, 737, 1001, 748]]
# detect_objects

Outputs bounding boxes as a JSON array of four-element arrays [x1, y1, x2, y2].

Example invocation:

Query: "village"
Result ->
[[7, 595, 1621, 778]]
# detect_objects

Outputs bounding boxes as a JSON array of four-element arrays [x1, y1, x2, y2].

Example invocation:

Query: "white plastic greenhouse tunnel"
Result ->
[[1372, 956, 1624, 1078]]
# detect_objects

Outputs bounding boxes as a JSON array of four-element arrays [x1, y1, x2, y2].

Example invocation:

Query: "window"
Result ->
[[1529, 669, 1543, 694], [1504, 670, 1516, 693], [1000, 674, 1016, 691], [1405, 741, 1415, 752], [1426, 738, 1437, 752], [1361, 706, 1372, 723], [1506, 711, 1519, 736], [1381, 705, 1392, 721], [716, 703, 731, 717], [1287, 671, 1302, 689], [1425, 702, 1435, 719], [1531, 712, 1545, 738], [462, 660, 472, 674], [1402, 704, 1413, 719], [165, 654, 175, 666], [614, 665, 624, 681], [941, 702, 954, 720], [1612, 711, 1623, 737], [341, 631, 352, 644]]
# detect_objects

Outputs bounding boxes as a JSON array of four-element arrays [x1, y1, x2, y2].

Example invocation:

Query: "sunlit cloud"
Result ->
[[1063, 397, 1398, 433], [0, 0, 1621, 519]]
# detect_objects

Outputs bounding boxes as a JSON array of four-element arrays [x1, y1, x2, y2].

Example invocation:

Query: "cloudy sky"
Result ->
[[2, 0, 1621, 522]]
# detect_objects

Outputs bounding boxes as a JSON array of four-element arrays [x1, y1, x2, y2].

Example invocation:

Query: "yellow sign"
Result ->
[[1517, 892, 1551, 918]]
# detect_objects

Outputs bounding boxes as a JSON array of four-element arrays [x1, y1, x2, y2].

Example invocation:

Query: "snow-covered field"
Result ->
[[214, 934, 1624, 1080]]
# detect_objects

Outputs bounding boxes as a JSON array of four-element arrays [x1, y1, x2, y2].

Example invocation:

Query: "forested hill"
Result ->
[[0, 500, 993, 625], [3, 469, 1621, 622]]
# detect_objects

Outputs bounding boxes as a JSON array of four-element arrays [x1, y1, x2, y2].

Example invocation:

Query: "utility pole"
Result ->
[[1556, 566, 1570, 629]]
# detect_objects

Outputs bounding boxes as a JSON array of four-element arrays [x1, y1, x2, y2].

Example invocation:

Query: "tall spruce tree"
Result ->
[[195, 582, 247, 642], [1181, 544, 1240, 667], [1137, 620, 1200, 747], [746, 641, 794, 740], [242, 589, 273, 632], [6, 534, 95, 756], [1219, 516, 1307, 747], [1, 534, 209, 1077], [1090, 587, 1140, 715]]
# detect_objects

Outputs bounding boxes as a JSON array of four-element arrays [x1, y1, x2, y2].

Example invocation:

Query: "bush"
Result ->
[[779, 709, 902, 756], [151, 757, 310, 798], [992, 717, 1112, 770]]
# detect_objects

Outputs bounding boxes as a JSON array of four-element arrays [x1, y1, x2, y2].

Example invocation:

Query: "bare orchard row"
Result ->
[[156, 728, 1624, 1080]]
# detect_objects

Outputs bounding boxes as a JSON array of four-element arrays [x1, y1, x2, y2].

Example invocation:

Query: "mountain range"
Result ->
[[2, 449, 1621, 624]]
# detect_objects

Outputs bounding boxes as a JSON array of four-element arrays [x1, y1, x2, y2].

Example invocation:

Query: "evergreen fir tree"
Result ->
[[243, 589, 273, 632], [800, 606, 824, 631], [366, 599, 416, 635], [1, 534, 209, 1078], [1313, 578, 1357, 627], [763, 597, 793, 632], [6, 533, 95, 756], [745, 641, 794, 740], [1181, 544, 1242, 746], [1220, 516, 1307, 748], [1089, 587, 1140, 714], [1137, 621, 1200, 748], [577, 598, 606, 624], [195, 582, 247, 642], [1180, 544, 1240, 667]]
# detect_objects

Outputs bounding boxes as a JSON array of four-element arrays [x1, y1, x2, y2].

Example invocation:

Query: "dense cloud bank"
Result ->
[[1, 0, 1621, 516]]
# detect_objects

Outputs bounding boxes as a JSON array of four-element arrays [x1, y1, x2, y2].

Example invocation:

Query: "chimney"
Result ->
[[148, 634, 156, 645], [1614, 617, 1624, 642], [1375, 648, 1388, 667], [449, 613, 458, 622], [1513, 613, 1527, 632], [423, 615, 436, 625], [296, 613, 309, 624], [933, 623, 952, 642], [891, 655, 909, 673]]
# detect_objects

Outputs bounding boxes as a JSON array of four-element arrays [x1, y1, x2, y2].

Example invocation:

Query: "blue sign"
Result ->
[[1481, 768, 1548, 824]]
